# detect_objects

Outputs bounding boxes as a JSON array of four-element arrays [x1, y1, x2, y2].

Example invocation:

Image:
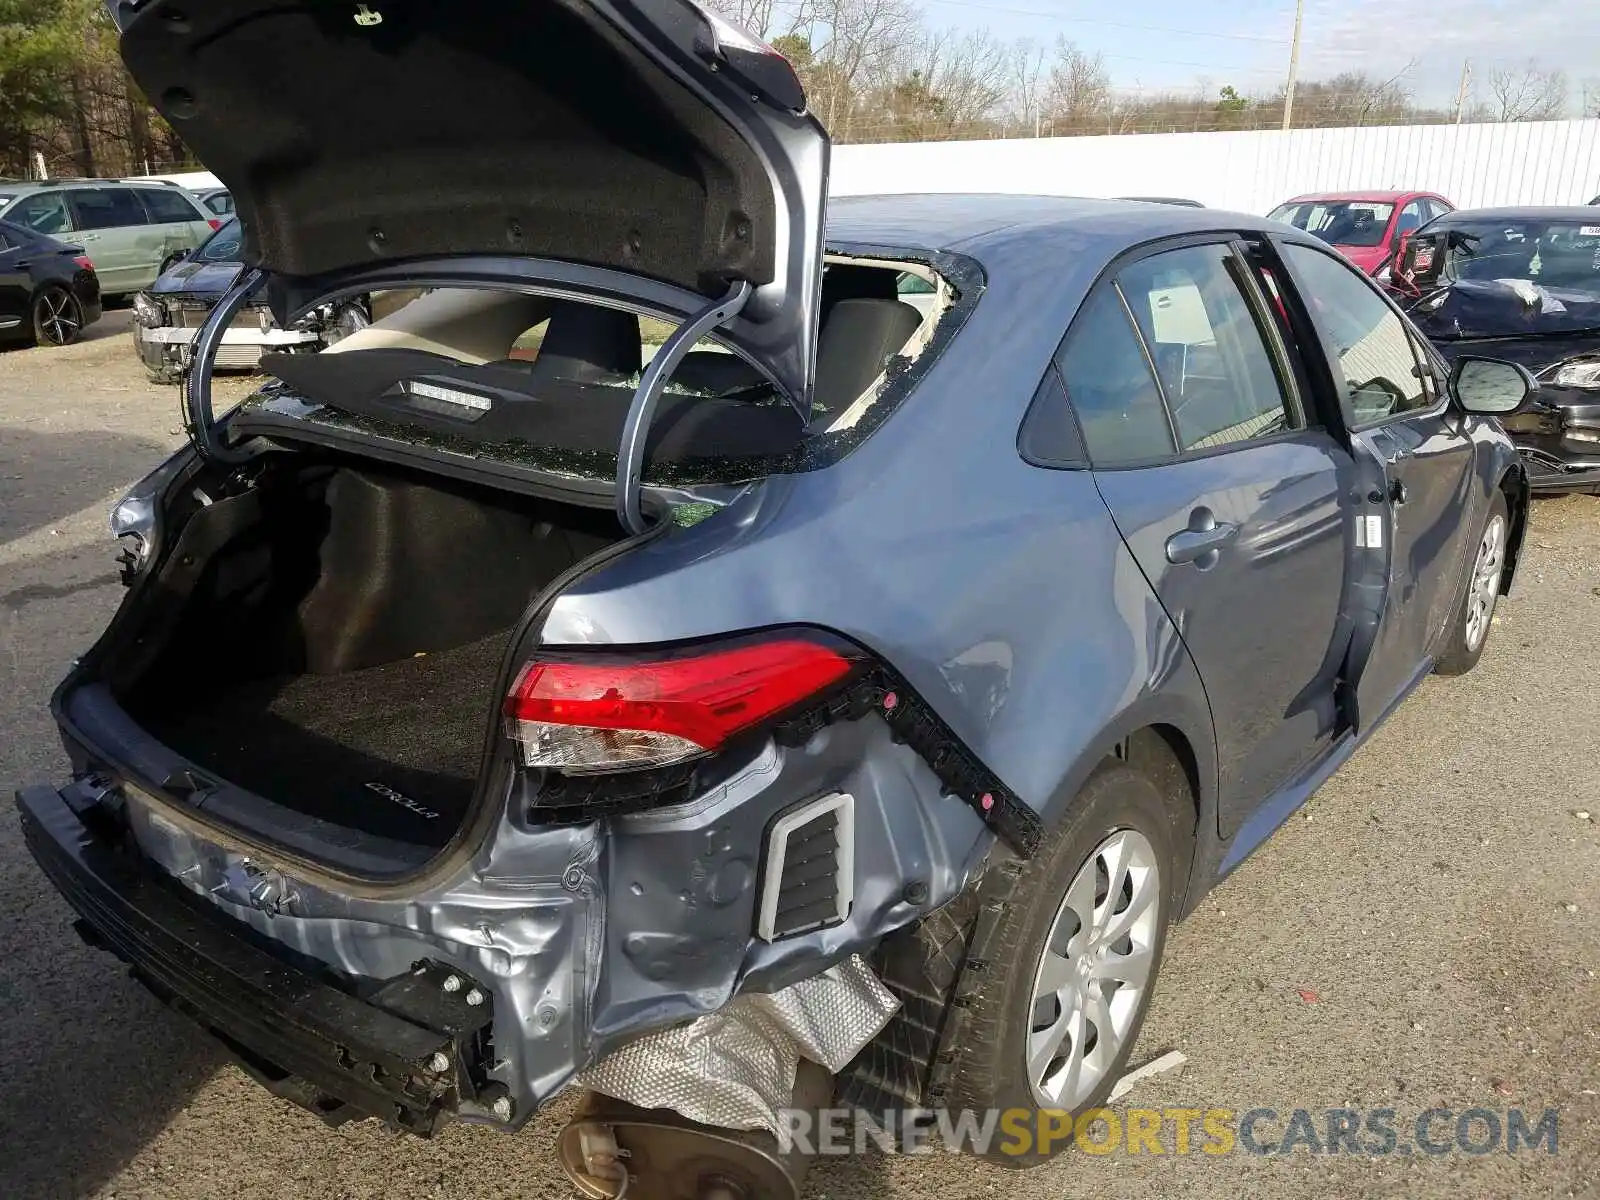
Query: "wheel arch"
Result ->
[[1035, 695, 1217, 916]]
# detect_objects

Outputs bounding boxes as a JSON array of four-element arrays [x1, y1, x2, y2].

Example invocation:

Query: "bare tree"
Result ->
[[700, 0, 784, 40], [1044, 37, 1109, 134], [1004, 38, 1049, 137], [1488, 60, 1570, 121], [791, 0, 920, 139]]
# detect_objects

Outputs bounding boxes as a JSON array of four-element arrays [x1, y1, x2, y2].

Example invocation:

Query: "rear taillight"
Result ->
[[505, 635, 857, 774], [207, 218, 222, 231], [73, 255, 93, 271]]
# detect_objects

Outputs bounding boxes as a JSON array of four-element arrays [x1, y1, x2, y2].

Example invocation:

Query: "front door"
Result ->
[[1276, 242, 1479, 724], [1061, 239, 1359, 835]]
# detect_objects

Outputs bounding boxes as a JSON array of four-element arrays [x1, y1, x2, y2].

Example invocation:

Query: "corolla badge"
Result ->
[[215, 856, 301, 917]]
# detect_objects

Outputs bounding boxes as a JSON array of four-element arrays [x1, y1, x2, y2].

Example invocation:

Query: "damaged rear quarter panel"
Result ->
[[537, 217, 1219, 936]]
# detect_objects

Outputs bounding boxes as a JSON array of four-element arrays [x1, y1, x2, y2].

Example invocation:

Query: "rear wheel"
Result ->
[[31, 286, 82, 346], [948, 755, 1187, 1163], [1434, 491, 1509, 676]]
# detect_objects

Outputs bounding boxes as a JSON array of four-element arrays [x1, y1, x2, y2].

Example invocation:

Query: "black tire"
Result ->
[[31, 286, 83, 346], [948, 751, 1190, 1164], [1434, 490, 1510, 676]]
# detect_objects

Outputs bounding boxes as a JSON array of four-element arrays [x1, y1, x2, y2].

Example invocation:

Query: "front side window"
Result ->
[[1282, 243, 1428, 426], [1116, 243, 1300, 452], [71, 187, 150, 231], [7, 191, 72, 235], [140, 187, 206, 224], [1055, 286, 1175, 464], [1396, 201, 1426, 238]]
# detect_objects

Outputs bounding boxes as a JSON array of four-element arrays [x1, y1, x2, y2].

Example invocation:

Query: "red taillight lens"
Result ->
[[505, 637, 856, 774], [73, 255, 94, 271], [207, 218, 222, 231]]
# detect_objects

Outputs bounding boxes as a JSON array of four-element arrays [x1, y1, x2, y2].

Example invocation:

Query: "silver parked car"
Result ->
[[0, 178, 218, 297]]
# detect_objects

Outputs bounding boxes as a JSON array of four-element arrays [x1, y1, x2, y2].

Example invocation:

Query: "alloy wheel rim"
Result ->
[[1464, 514, 1506, 652], [37, 291, 80, 345], [1027, 828, 1161, 1109]]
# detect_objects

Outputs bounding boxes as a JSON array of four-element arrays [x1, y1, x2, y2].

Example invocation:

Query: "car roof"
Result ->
[[825, 193, 1271, 258], [0, 178, 188, 192], [1425, 205, 1600, 223], [1278, 190, 1427, 204]]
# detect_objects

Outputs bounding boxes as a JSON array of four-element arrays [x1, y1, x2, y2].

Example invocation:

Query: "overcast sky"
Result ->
[[921, 0, 1600, 109]]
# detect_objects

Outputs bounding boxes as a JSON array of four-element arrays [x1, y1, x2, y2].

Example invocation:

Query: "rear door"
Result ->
[[66, 187, 151, 293], [1276, 240, 1478, 719], [0, 226, 30, 334], [1066, 237, 1361, 834], [136, 187, 214, 283]]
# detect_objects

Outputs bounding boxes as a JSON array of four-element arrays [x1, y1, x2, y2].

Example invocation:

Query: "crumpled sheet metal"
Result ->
[[577, 954, 899, 1135]]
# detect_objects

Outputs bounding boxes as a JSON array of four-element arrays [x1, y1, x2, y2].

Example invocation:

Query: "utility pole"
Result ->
[[1455, 59, 1471, 123], [1281, 0, 1304, 131]]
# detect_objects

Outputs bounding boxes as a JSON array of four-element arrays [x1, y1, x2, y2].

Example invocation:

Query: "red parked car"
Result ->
[[1267, 190, 1454, 276]]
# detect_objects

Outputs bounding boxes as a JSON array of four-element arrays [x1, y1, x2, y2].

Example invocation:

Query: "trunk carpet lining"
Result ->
[[135, 633, 509, 849]]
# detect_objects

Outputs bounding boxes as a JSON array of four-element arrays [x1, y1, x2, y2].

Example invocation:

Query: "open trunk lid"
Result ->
[[107, 0, 828, 407]]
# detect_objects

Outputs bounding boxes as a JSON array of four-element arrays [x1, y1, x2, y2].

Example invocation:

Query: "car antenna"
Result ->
[[615, 280, 752, 535]]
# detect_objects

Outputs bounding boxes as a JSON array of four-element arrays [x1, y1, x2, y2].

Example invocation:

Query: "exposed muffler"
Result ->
[[556, 1061, 832, 1200]]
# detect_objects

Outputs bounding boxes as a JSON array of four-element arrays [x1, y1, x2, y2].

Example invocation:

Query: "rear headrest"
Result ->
[[820, 264, 900, 327], [528, 300, 641, 385], [814, 298, 922, 409]]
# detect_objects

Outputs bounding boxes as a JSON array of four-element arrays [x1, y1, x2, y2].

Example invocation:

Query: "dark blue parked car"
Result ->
[[18, 2, 1536, 1195], [1393, 205, 1600, 494]]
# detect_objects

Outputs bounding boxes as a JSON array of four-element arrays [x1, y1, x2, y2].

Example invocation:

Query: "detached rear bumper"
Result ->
[[16, 782, 502, 1134]]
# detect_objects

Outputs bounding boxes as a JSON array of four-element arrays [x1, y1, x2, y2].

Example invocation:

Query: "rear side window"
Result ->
[[1281, 243, 1428, 427], [71, 187, 150, 230], [1116, 244, 1300, 451], [140, 187, 205, 224], [1056, 286, 1176, 464], [7, 191, 72, 235]]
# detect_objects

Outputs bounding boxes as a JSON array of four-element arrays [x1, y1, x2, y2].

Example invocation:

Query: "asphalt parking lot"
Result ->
[[1, 320, 1596, 1200]]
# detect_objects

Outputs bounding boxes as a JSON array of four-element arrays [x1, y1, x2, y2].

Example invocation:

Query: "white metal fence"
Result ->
[[830, 119, 1600, 216]]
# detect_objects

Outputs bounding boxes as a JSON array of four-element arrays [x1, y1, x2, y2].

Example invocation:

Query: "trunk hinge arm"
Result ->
[[184, 265, 269, 465], [615, 280, 753, 535]]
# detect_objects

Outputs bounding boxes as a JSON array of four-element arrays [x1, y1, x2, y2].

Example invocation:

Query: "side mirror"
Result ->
[[1449, 356, 1538, 416]]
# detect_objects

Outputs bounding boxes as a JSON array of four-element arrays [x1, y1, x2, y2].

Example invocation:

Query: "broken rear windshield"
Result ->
[[239, 252, 978, 487]]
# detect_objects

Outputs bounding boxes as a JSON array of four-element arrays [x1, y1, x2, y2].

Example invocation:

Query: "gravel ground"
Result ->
[[1, 322, 1596, 1200]]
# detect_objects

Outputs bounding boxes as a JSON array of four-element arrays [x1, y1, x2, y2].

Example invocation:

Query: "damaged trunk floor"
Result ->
[[135, 633, 510, 847]]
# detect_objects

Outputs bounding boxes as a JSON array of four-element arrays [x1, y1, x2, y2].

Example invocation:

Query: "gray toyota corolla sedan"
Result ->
[[18, 2, 1537, 1196]]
